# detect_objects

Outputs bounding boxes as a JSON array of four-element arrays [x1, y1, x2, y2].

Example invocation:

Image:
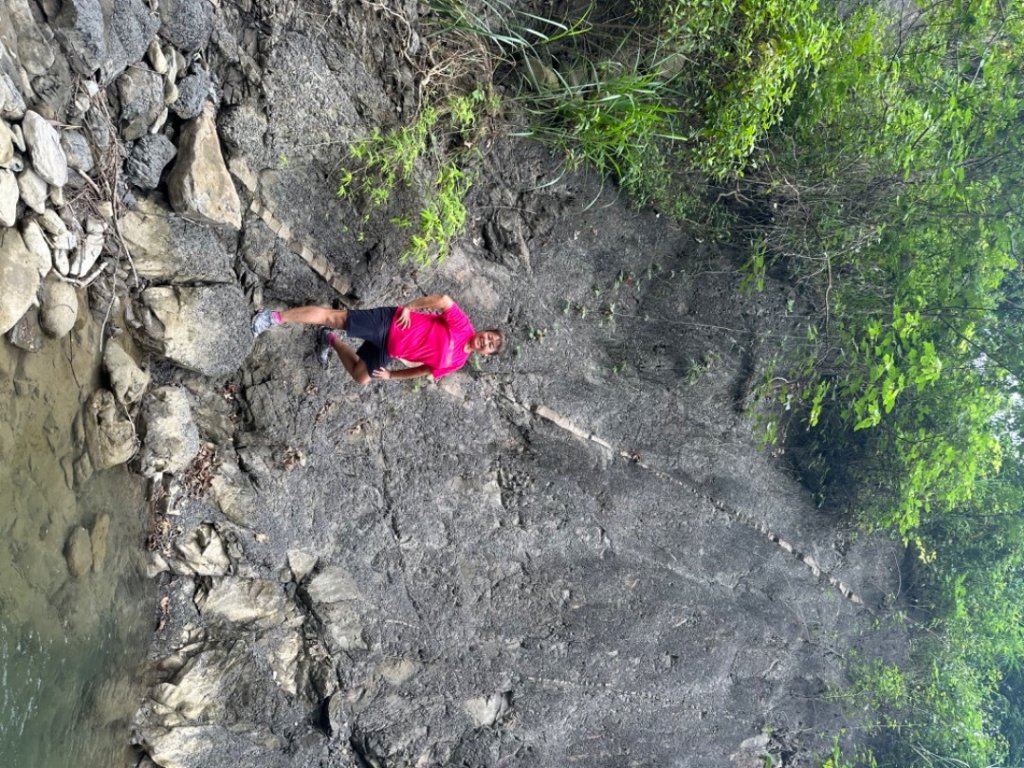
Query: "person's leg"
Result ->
[[330, 336, 371, 385], [278, 306, 348, 329]]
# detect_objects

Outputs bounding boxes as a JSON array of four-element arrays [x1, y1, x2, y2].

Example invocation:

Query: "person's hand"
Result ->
[[396, 306, 412, 328], [371, 368, 392, 380]]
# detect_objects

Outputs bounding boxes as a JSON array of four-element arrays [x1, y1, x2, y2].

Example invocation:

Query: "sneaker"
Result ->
[[251, 309, 277, 338], [316, 327, 334, 367]]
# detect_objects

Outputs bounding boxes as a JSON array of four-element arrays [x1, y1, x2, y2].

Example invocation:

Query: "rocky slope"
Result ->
[[0, 1, 906, 766]]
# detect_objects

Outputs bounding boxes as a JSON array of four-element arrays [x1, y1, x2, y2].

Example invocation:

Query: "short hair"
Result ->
[[483, 328, 505, 354]]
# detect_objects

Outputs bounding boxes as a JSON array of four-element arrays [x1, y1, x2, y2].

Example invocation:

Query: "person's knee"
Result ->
[[351, 362, 371, 385]]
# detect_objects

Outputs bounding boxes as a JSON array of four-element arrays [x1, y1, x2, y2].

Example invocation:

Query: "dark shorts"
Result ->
[[346, 306, 397, 372]]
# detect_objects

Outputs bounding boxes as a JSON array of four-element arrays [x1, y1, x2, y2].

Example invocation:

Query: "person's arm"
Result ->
[[371, 365, 431, 381], [396, 294, 454, 328]]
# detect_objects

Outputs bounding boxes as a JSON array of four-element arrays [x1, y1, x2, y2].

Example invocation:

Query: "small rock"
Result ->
[[70, 230, 104, 277], [38, 208, 67, 235], [49, 185, 64, 208], [159, 0, 214, 52], [39, 275, 79, 338], [21, 110, 68, 187], [17, 165, 48, 214], [91, 514, 111, 572], [0, 72, 27, 120], [103, 340, 150, 405], [53, 248, 70, 275], [126, 134, 176, 189], [21, 219, 52, 276], [148, 39, 168, 74], [116, 65, 164, 141], [83, 388, 137, 470], [149, 106, 169, 135], [0, 120, 13, 166], [0, 168, 18, 226], [163, 78, 179, 106], [65, 526, 93, 578], [6, 307, 44, 352], [60, 130, 94, 174], [170, 71, 209, 120]]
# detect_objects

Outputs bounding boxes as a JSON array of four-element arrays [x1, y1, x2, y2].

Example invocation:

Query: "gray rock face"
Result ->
[[138, 386, 200, 477], [83, 388, 137, 470], [116, 64, 164, 141], [167, 103, 242, 229], [126, 133, 176, 189], [158, 0, 213, 52], [21, 110, 68, 187], [52, 0, 160, 84], [39, 274, 79, 338], [0, 227, 40, 334], [135, 283, 252, 376], [102, 339, 150, 406], [120, 196, 233, 283]]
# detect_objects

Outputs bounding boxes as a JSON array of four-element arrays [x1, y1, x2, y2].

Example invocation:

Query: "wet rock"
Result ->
[[167, 103, 242, 230], [158, 0, 214, 53], [6, 306, 42, 351], [52, 0, 159, 84], [120, 196, 232, 283], [116, 64, 164, 141], [65, 526, 93, 578], [83, 388, 137, 470], [39, 274, 79, 338], [90, 513, 110, 572], [16, 164, 48, 214], [169, 70, 208, 120], [60, 129, 94, 174], [173, 523, 230, 576], [0, 166, 16, 225], [103, 339, 150, 406], [134, 283, 252, 376], [126, 133, 176, 189], [21, 110, 67, 187], [0, 227, 40, 334], [138, 386, 200, 477]]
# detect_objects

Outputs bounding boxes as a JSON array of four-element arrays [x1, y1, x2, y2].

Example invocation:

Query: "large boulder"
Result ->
[[134, 283, 252, 376], [52, 0, 160, 84], [138, 386, 200, 477], [167, 103, 242, 230], [120, 196, 233, 283], [0, 228, 40, 334]]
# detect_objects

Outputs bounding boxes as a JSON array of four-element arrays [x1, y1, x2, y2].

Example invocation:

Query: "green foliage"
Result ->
[[337, 88, 495, 264]]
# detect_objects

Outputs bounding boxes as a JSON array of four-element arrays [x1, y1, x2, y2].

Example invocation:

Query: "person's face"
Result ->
[[471, 331, 502, 355]]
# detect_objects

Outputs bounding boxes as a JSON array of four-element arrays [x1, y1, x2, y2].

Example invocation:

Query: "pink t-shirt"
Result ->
[[386, 303, 475, 379]]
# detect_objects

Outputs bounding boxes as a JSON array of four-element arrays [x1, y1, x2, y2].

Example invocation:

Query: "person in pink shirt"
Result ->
[[251, 294, 504, 384]]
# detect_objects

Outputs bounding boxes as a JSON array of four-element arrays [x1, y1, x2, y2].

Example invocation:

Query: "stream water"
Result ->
[[0, 309, 152, 768]]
